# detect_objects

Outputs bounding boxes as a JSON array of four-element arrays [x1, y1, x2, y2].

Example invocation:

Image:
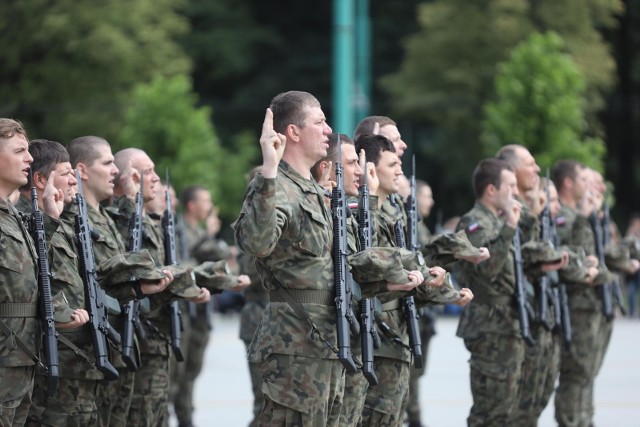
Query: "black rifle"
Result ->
[[122, 172, 144, 371], [163, 171, 185, 361], [331, 137, 359, 374], [74, 171, 120, 380], [590, 211, 614, 320], [602, 201, 627, 316], [357, 157, 379, 386], [28, 171, 59, 396], [402, 157, 424, 369], [513, 226, 536, 347], [538, 173, 555, 331]]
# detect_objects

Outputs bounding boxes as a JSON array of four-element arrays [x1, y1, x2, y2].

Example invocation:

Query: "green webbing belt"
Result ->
[[269, 289, 334, 306], [0, 303, 38, 317]]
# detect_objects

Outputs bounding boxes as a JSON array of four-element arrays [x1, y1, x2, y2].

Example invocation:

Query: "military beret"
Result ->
[[423, 230, 482, 259], [349, 247, 435, 285], [97, 250, 166, 287], [193, 261, 239, 291], [164, 265, 201, 299], [521, 241, 564, 265]]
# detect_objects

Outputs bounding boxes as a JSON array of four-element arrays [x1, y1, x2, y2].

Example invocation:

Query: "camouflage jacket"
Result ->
[[183, 220, 230, 264], [234, 162, 338, 361], [555, 204, 601, 311], [0, 198, 40, 367], [456, 202, 519, 339]]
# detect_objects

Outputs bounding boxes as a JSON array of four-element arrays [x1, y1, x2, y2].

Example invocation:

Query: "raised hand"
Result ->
[[119, 160, 140, 199], [42, 171, 63, 218], [260, 108, 286, 178]]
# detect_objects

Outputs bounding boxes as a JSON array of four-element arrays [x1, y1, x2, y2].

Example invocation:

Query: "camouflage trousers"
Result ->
[[256, 354, 345, 427], [240, 300, 267, 427], [96, 367, 135, 427], [127, 353, 170, 427], [361, 357, 410, 427], [464, 333, 525, 427], [26, 374, 98, 426], [168, 302, 191, 426], [242, 342, 264, 427], [554, 308, 601, 427], [406, 316, 435, 424], [512, 325, 560, 427], [0, 365, 33, 427], [173, 314, 210, 425], [339, 364, 369, 426]]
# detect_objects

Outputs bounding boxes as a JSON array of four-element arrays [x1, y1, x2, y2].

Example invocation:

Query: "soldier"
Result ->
[[20, 139, 99, 426], [354, 115, 407, 157], [455, 158, 534, 426], [65, 136, 173, 427], [111, 148, 212, 427], [0, 120, 76, 426]]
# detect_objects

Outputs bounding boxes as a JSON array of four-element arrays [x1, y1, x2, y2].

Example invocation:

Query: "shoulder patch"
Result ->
[[467, 223, 480, 233], [348, 202, 359, 210], [556, 216, 566, 226]]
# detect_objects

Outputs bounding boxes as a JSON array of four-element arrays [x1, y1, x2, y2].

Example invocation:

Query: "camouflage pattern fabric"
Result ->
[[233, 164, 345, 426], [126, 353, 170, 427], [61, 202, 135, 427], [554, 204, 602, 427], [361, 356, 410, 427], [455, 202, 525, 425], [26, 377, 99, 426], [0, 199, 40, 427], [406, 310, 436, 425]]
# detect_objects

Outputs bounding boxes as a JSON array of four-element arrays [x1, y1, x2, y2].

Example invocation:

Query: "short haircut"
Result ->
[[310, 133, 354, 180], [472, 158, 513, 198], [29, 139, 70, 177], [353, 116, 396, 141], [355, 134, 395, 166], [0, 118, 28, 144], [181, 185, 207, 210], [416, 179, 430, 194], [269, 91, 320, 134], [552, 159, 583, 192], [495, 144, 523, 169], [114, 148, 145, 183], [67, 136, 110, 168]]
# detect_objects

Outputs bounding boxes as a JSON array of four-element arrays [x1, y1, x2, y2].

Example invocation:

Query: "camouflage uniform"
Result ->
[[554, 204, 602, 427], [233, 163, 345, 427], [171, 218, 229, 427], [456, 202, 524, 427], [61, 202, 135, 427], [23, 198, 102, 426], [237, 251, 267, 427], [361, 197, 413, 427], [0, 199, 39, 427], [406, 220, 436, 427]]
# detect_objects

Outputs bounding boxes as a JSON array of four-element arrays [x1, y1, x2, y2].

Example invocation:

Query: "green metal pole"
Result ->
[[355, 0, 370, 123], [333, 0, 355, 134]]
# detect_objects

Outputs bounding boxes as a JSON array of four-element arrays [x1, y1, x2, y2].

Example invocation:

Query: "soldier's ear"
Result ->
[[286, 123, 301, 143], [33, 171, 48, 190]]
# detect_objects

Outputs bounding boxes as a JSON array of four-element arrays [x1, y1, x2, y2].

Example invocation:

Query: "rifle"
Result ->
[[122, 172, 145, 371], [74, 171, 120, 380], [163, 170, 185, 361], [538, 172, 555, 331], [357, 155, 379, 386], [602, 201, 627, 316], [28, 170, 59, 396], [590, 211, 614, 320], [331, 136, 359, 374], [402, 156, 424, 369], [513, 226, 536, 347]]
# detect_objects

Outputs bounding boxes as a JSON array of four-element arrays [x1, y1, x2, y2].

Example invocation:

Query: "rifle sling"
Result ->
[[0, 319, 46, 370], [380, 300, 401, 312], [56, 332, 97, 368]]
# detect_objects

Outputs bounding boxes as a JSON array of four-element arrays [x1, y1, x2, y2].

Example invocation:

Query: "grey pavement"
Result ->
[[172, 313, 640, 426]]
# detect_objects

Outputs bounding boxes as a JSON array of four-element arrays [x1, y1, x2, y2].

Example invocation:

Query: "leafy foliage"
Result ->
[[482, 32, 606, 171]]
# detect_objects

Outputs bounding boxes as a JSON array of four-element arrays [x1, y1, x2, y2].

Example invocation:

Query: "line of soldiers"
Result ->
[[455, 147, 640, 427], [0, 119, 250, 427], [234, 91, 496, 427]]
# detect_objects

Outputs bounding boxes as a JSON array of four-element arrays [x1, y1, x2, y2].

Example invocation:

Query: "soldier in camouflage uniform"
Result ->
[[19, 139, 100, 426], [455, 158, 529, 426], [111, 148, 213, 427], [0, 120, 80, 426], [64, 136, 174, 427]]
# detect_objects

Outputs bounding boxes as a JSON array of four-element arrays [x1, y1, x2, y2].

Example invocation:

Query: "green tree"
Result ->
[[482, 32, 606, 171], [116, 74, 258, 222], [0, 0, 190, 142]]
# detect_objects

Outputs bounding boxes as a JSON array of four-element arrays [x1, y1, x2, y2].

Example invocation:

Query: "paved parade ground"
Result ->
[[174, 313, 640, 427]]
